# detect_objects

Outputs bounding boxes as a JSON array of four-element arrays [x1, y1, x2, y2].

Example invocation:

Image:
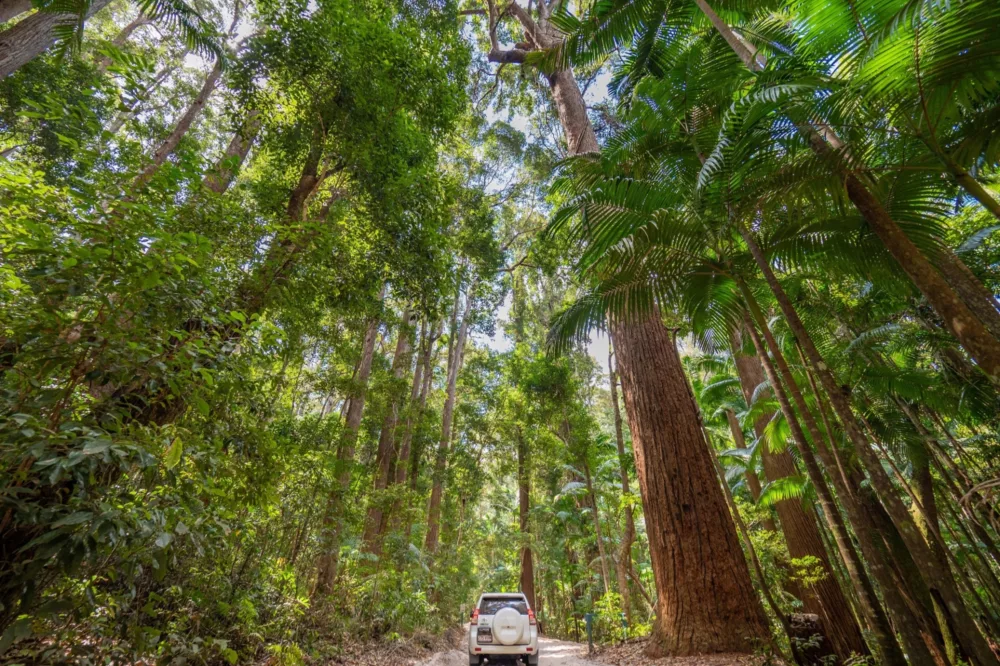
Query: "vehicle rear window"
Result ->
[[480, 598, 528, 615]]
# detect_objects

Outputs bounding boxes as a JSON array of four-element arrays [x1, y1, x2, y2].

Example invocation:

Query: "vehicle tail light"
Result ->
[[528, 609, 536, 626], [470, 609, 479, 626]]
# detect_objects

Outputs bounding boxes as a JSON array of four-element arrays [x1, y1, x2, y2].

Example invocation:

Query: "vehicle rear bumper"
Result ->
[[469, 644, 535, 654], [468, 629, 538, 656]]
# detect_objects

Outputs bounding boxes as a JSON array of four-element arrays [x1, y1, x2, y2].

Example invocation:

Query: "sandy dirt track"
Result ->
[[415, 636, 602, 666]]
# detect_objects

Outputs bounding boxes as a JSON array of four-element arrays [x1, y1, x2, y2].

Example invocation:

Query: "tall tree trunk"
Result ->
[[909, 439, 964, 665], [542, 24, 769, 654], [132, 59, 223, 189], [738, 291, 936, 666], [609, 311, 770, 656], [203, 110, 261, 193], [424, 281, 475, 553], [932, 248, 1000, 341], [517, 429, 536, 610], [362, 310, 416, 554], [314, 308, 381, 596], [490, 9, 773, 652], [0, 0, 113, 78], [740, 227, 998, 666], [408, 321, 440, 494], [696, 0, 1000, 382], [388, 319, 427, 530], [581, 452, 611, 597], [609, 348, 636, 625], [0, 0, 32, 25], [728, 331, 868, 661]]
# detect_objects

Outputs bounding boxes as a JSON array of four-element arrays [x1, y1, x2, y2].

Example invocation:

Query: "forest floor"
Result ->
[[416, 636, 603, 666], [592, 639, 772, 666], [367, 633, 770, 666]]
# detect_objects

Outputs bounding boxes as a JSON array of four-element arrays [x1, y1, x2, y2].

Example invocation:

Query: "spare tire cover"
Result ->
[[492, 607, 524, 645]]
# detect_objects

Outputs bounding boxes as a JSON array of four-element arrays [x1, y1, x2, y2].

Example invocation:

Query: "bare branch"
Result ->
[[488, 47, 529, 64]]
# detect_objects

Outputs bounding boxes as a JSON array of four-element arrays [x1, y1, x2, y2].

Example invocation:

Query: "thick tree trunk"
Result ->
[[424, 282, 475, 553], [314, 311, 381, 596], [741, 228, 998, 666], [203, 110, 261, 193], [0, 0, 32, 25], [0, 0, 113, 78], [518, 430, 536, 610], [362, 310, 416, 554], [609, 348, 636, 625], [545, 68, 599, 155], [496, 11, 773, 652], [729, 332, 868, 661], [133, 59, 223, 189], [932, 248, 1000, 341], [609, 312, 770, 656]]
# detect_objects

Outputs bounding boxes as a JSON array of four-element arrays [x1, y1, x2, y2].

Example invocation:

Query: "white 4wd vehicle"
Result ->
[[468, 593, 539, 665]]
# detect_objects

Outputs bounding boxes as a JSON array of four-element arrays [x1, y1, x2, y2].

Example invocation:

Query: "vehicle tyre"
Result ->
[[468, 657, 480, 666], [527, 656, 539, 666]]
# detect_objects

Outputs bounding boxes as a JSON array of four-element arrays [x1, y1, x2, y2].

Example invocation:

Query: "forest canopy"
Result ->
[[1, 0, 1000, 664]]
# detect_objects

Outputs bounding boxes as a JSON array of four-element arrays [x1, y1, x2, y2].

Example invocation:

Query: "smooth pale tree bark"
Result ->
[[608, 348, 636, 625], [610, 312, 770, 655], [132, 59, 224, 189], [314, 311, 381, 596], [0, 0, 32, 25], [517, 430, 536, 610], [362, 310, 416, 554], [484, 0, 600, 157], [424, 281, 476, 553], [738, 294, 937, 666], [740, 228, 997, 666], [0, 0, 112, 78], [695, 0, 1000, 382], [729, 328, 868, 661], [203, 110, 261, 193], [95, 12, 149, 72]]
